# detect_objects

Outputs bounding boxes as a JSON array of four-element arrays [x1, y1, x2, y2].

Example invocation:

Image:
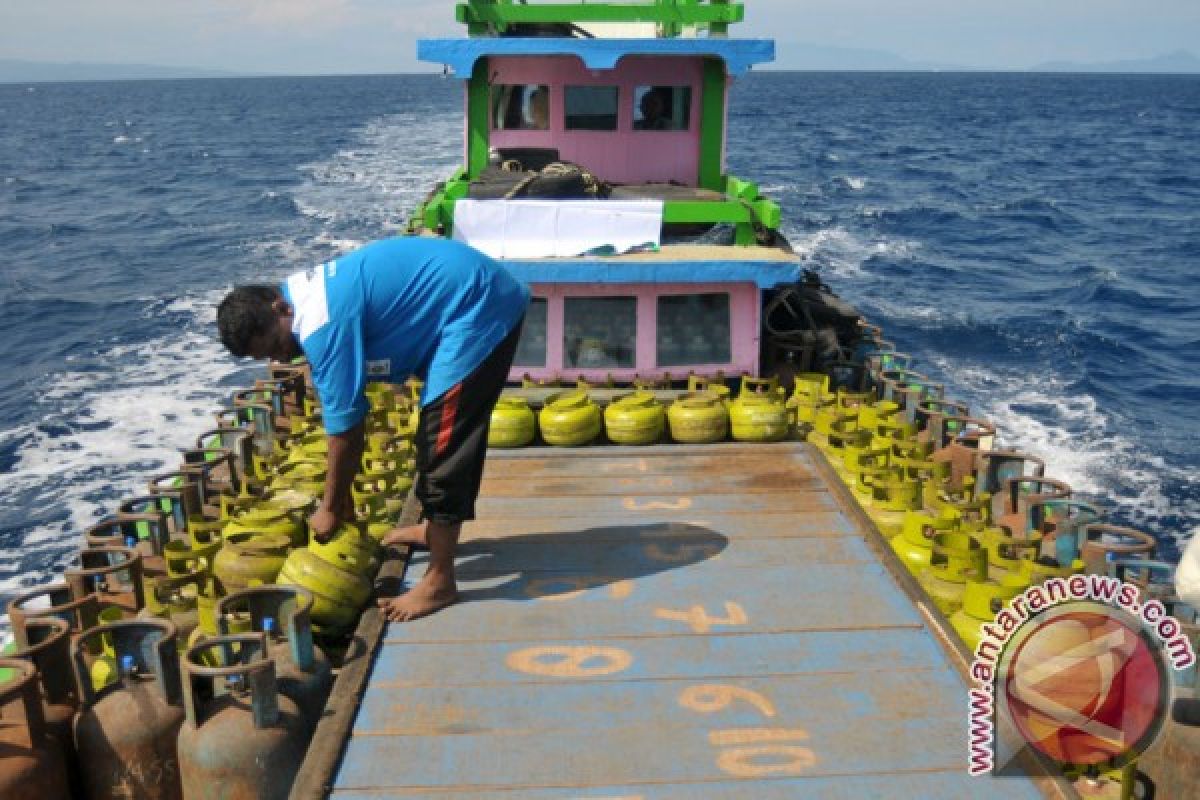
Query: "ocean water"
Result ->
[[1, 71, 1197, 627]]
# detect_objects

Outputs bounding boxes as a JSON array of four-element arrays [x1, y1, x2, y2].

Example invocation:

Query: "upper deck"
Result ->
[[323, 442, 1059, 798]]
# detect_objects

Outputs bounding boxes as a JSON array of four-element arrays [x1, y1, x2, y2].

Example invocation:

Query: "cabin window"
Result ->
[[563, 296, 636, 368], [492, 84, 550, 130], [656, 293, 731, 366], [634, 86, 692, 131], [564, 86, 619, 131], [512, 298, 548, 367]]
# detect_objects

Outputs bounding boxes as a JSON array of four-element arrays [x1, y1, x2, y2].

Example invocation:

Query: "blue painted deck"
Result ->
[[333, 443, 1046, 798]]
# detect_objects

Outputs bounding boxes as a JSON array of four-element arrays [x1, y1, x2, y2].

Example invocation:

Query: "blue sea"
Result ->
[[1, 72, 1197, 626]]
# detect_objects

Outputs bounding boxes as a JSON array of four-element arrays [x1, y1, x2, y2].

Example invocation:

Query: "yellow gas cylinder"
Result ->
[[538, 390, 602, 446], [730, 379, 788, 443], [223, 505, 305, 548], [686, 375, 732, 404], [309, 524, 380, 576], [1021, 553, 1086, 584], [891, 509, 959, 574], [88, 607, 126, 691], [488, 396, 537, 448], [276, 549, 372, 633], [918, 533, 987, 614], [604, 392, 665, 445], [163, 538, 219, 577], [286, 432, 328, 464], [858, 399, 901, 432], [950, 574, 1029, 651], [212, 532, 291, 596], [269, 460, 326, 501], [667, 392, 729, 444], [984, 535, 1043, 583], [138, 572, 204, 651]]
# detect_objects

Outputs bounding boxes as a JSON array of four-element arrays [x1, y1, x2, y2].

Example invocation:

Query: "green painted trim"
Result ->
[[466, 60, 491, 178], [697, 58, 727, 191], [458, 2, 743, 27], [662, 200, 750, 224]]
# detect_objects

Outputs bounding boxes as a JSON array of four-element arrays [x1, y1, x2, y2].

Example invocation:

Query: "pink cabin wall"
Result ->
[[484, 56, 706, 185], [511, 281, 760, 384]]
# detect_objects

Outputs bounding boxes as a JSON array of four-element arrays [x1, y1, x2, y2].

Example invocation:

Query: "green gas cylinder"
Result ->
[[539, 391, 602, 446], [73, 620, 186, 800], [604, 392, 665, 445], [488, 396, 537, 448], [178, 634, 309, 800]]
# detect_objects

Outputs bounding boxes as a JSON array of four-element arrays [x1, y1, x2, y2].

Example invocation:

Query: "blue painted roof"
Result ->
[[501, 255, 801, 288], [418, 37, 775, 76]]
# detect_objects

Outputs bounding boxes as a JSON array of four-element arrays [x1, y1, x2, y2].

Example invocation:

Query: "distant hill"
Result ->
[[0, 59, 253, 84], [771, 42, 964, 72], [1031, 50, 1200, 74]]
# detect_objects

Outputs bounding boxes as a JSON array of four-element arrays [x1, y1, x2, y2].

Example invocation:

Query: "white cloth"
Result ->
[[452, 198, 663, 259], [1177, 532, 1200, 608]]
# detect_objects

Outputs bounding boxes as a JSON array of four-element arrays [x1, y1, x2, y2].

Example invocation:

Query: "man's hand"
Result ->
[[308, 507, 342, 544]]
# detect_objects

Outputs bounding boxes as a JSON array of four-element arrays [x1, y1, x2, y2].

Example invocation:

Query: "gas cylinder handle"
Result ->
[[7, 582, 102, 649], [0, 658, 46, 747], [1107, 559, 1177, 590], [9, 617, 76, 707], [1002, 476, 1073, 514], [64, 546, 145, 611], [217, 586, 316, 671], [182, 633, 279, 730], [71, 619, 181, 709]]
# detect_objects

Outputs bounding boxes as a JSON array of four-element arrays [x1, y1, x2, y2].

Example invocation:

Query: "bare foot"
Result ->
[[377, 572, 458, 622], [380, 522, 427, 548]]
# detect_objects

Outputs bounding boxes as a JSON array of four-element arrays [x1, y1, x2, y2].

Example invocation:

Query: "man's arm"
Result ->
[[308, 420, 365, 543]]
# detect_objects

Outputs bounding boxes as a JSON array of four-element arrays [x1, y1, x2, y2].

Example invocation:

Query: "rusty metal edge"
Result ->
[[806, 443, 1080, 800], [289, 489, 423, 800]]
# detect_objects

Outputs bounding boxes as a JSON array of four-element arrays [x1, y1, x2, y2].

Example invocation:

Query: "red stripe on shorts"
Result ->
[[434, 383, 463, 458]]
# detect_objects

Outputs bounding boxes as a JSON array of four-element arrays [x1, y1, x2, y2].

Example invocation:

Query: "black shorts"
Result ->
[[413, 320, 522, 524]]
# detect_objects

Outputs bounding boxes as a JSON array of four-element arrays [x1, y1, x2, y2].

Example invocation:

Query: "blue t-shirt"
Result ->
[[282, 237, 529, 435]]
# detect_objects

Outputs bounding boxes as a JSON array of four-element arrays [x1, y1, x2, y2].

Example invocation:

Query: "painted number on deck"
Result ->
[[506, 645, 633, 678], [679, 684, 777, 718], [655, 601, 747, 633]]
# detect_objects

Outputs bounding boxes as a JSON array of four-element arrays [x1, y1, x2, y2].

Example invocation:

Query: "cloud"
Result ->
[[218, 0, 353, 31]]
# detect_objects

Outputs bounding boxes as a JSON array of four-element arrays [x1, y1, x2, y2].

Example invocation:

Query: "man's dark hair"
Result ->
[[217, 285, 282, 357]]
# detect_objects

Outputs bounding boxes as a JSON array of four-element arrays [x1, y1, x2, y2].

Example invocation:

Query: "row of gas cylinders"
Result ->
[[838, 339, 1200, 797], [490, 376, 807, 447], [1, 585, 330, 800], [1, 368, 416, 797], [797, 348, 1197, 667]]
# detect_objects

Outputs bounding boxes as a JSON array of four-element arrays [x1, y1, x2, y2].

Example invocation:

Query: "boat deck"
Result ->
[[330, 443, 1050, 798]]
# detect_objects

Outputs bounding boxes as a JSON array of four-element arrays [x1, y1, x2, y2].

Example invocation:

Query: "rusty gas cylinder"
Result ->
[[0, 658, 70, 800], [72, 619, 185, 800], [7, 582, 102, 652], [8, 617, 82, 797], [217, 586, 332, 736], [65, 545, 145, 615], [178, 634, 310, 799]]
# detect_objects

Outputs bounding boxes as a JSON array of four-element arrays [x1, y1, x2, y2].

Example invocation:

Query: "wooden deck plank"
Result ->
[[331, 443, 1046, 798]]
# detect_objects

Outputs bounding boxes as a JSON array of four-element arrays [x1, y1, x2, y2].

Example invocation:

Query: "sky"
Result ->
[[1, 0, 1198, 74]]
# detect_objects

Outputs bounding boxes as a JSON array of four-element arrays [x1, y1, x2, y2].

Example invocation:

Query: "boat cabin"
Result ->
[[414, 1, 801, 385]]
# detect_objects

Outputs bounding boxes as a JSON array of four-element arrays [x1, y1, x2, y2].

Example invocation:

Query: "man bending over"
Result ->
[[217, 237, 528, 621]]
